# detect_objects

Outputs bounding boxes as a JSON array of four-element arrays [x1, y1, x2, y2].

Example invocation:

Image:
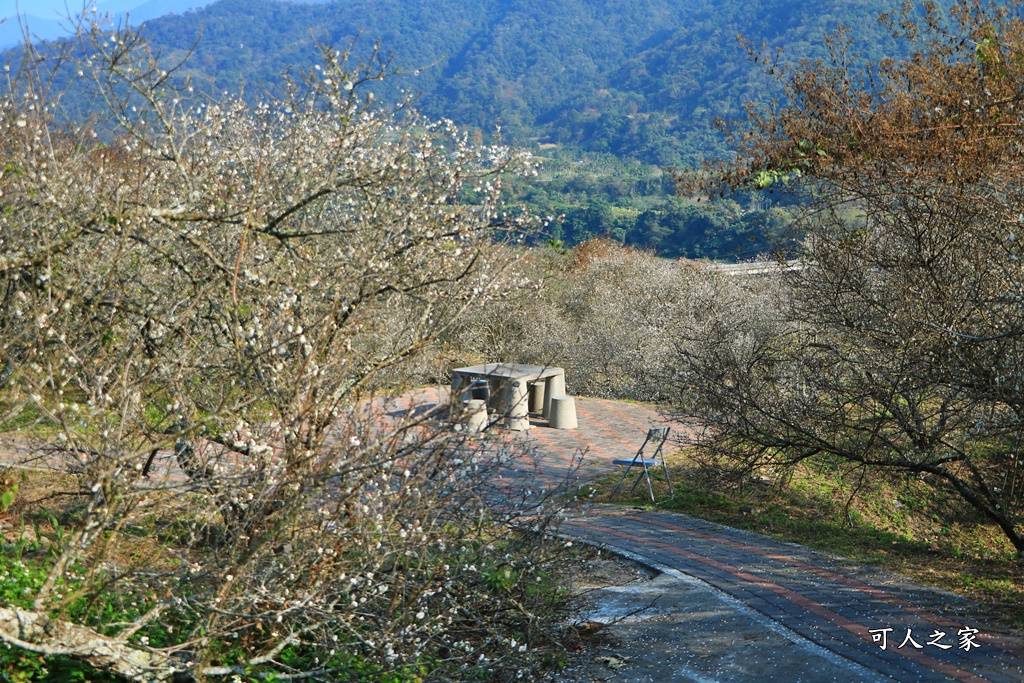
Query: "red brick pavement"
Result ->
[[520, 396, 681, 483], [401, 387, 1024, 683], [386, 387, 684, 494]]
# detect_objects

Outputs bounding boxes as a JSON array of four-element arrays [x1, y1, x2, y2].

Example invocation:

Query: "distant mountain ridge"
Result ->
[[132, 0, 907, 165], [9, 0, 914, 165]]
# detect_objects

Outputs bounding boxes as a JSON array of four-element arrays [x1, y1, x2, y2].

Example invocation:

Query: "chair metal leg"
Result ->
[[642, 463, 655, 502], [661, 459, 673, 499], [627, 468, 644, 496], [611, 464, 634, 496]]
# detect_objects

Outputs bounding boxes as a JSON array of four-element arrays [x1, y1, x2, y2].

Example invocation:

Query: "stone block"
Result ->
[[466, 399, 488, 434], [549, 395, 578, 429]]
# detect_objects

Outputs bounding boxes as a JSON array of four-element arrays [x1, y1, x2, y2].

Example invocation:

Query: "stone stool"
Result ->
[[549, 396, 578, 429], [543, 372, 566, 418], [466, 399, 488, 434]]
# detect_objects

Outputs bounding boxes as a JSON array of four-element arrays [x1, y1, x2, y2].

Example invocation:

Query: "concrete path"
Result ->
[[452, 391, 1024, 683], [560, 507, 1024, 683], [558, 566, 889, 683]]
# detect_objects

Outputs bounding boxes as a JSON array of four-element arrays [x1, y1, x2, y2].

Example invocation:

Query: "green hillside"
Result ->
[[139, 0, 904, 166], [4, 0, 917, 258]]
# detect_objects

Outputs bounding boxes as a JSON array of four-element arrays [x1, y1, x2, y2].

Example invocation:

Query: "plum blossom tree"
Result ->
[[0, 14, 564, 682]]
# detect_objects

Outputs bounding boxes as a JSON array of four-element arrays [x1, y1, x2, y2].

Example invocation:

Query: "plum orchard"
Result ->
[[679, 0, 1024, 558], [0, 16, 566, 683]]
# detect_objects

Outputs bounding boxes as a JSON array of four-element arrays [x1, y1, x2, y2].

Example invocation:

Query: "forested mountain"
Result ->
[[5, 0, 916, 258], [138, 0, 905, 166]]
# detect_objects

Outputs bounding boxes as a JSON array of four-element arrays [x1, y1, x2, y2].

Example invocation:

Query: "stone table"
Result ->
[[450, 363, 566, 431]]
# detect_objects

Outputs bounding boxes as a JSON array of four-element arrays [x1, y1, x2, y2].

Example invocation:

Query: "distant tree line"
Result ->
[[506, 151, 800, 260]]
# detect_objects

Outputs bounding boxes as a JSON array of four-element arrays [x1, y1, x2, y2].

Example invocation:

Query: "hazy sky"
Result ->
[[0, 0, 209, 46], [0, 1, 201, 20], [2, 2, 134, 18]]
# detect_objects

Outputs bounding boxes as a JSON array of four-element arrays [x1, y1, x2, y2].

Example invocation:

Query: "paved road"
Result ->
[[561, 507, 1024, 683], [445, 390, 1024, 683]]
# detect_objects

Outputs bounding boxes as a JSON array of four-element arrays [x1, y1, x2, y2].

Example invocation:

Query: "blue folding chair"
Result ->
[[611, 427, 672, 502]]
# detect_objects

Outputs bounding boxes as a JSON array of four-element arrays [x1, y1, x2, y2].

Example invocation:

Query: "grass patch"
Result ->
[[590, 449, 1024, 630]]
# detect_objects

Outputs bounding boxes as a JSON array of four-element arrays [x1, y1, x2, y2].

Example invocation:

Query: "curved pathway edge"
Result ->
[[557, 522, 887, 682], [558, 506, 1024, 683]]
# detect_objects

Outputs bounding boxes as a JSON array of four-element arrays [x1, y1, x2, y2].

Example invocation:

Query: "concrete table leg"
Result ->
[[529, 381, 546, 414], [543, 372, 566, 419], [488, 378, 506, 415], [505, 380, 530, 431]]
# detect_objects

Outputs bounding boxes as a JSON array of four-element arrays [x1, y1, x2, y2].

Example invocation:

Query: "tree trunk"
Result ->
[[0, 608, 175, 682]]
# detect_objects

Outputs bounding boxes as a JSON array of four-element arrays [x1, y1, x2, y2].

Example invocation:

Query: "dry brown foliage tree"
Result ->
[[678, 0, 1024, 557], [453, 239, 727, 402], [0, 15, 569, 682]]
